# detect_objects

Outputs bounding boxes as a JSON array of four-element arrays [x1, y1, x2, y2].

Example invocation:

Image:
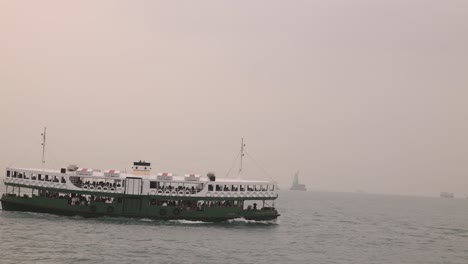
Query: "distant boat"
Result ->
[[440, 192, 454, 198], [290, 171, 306, 191]]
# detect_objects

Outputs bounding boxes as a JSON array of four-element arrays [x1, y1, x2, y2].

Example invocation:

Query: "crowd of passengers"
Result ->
[[37, 190, 113, 205], [12, 173, 66, 183], [156, 185, 201, 194], [208, 185, 269, 192], [79, 180, 121, 188], [150, 199, 242, 211], [68, 194, 114, 205]]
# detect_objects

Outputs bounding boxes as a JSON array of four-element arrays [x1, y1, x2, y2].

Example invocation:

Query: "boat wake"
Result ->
[[168, 219, 210, 224], [227, 217, 279, 225]]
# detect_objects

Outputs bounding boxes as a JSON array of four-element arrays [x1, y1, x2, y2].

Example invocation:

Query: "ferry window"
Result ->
[[232, 185, 238, 191], [61, 177, 66, 183], [247, 185, 253, 191], [6, 170, 10, 177], [216, 185, 221, 191], [24, 173, 30, 179], [13, 171, 17, 177], [18, 173, 23, 179], [208, 184, 213, 191], [38, 174, 43, 181], [45, 175, 49, 181], [240, 185, 245, 191], [150, 181, 157, 189], [269, 185, 275, 191]]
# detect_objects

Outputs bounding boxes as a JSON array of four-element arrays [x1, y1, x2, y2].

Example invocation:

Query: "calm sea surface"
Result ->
[[1, 191, 467, 264]]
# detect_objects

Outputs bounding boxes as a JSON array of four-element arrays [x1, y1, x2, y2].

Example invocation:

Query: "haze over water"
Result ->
[[1, 1, 468, 197]]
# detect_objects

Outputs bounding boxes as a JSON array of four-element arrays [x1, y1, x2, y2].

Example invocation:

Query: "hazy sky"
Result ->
[[1, 1, 467, 196]]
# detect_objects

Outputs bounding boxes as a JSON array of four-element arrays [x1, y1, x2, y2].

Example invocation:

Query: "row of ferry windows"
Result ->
[[6, 170, 66, 183], [207, 184, 274, 192]]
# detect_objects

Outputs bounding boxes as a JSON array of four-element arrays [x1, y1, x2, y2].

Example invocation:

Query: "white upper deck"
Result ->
[[4, 165, 278, 199]]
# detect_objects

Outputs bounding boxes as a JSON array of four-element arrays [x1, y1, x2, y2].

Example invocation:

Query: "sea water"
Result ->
[[1, 191, 467, 264]]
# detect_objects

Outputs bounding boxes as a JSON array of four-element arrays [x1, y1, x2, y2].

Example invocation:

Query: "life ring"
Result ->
[[89, 186, 95, 191], [157, 189, 163, 195], [185, 190, 191, 195], [173, 208, 181, 216], [150, 190, 156, 195], [19, 180, 24, 184], [83, 185, 88, 190], [233, 193, 238, 198], [106, 206, 114, 214], [171, 190, 177, 195], [110, 187, 115, 192], [103, 186, 108, 192], [159, 208, 167, 216], [213, 192, 218, 197], [164, 190, 170, 195], [97, 186, 102, 191], [178, 191, 184, 196], [90, 205, 97, 213], [206, 192, 212, 197], [116, 187, 123, 193]]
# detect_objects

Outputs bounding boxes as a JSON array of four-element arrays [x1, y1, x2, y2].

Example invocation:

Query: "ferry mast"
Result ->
[[239, 138, 245, 175], [41, 127, 47, 165]]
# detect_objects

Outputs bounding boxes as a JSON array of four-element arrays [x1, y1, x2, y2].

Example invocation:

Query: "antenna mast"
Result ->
[[41, 127, 47, 165], [239, 138, 245, 175]]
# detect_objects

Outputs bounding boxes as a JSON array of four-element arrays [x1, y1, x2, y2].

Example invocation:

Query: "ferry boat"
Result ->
[[0, 132, 279, 222]]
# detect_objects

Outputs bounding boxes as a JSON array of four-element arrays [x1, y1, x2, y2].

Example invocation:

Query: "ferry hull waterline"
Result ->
[[1, 164, 279, 222]]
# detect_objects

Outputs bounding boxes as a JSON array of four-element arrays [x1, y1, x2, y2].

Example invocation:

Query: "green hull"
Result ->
[[1, 194, 279, 222]]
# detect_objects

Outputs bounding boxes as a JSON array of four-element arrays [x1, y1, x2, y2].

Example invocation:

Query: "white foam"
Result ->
[[139, 218, 154, 222], [227, 217, 279, 225], [168, 219, 210, 224]]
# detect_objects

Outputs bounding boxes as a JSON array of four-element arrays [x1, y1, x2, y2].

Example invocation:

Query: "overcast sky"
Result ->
[[1, 0, 467, 196]]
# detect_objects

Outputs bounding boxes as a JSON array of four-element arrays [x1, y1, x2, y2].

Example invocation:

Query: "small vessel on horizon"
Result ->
[[440, 192, 454, 198], [290, 171, 306, 191]]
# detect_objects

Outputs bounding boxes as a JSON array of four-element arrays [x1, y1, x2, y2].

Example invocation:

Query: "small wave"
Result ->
[[139, 218, 154, 222], [168, 219, 210, 224], [227, 218, 278, 225]]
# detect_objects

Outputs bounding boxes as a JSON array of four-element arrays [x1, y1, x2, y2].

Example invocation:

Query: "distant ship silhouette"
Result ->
[[290, 171, 306, 191]]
